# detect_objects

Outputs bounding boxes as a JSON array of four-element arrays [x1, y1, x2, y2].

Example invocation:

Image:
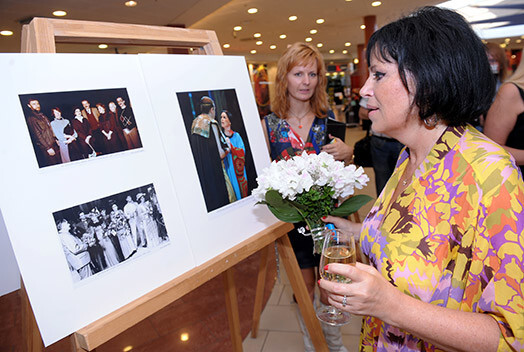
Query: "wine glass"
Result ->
[[316, 228, 356, 326]]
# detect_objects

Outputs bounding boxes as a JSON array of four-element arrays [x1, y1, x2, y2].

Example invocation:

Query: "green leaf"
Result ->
[[330, 194, 373, 217], [264, 190, 303, 223]]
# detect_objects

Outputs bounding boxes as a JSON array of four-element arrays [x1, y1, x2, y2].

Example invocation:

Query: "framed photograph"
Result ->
[[177, 89, 258, 212], [19, 88, 142, 168]]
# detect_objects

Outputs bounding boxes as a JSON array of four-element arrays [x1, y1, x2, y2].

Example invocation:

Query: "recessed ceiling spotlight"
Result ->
[[52, 10, 67, 17], [98, 44, 108, 49], [345, 42, 351, 46], [329, 49, 335, 54], [305, 37, 312, 42], [270, 45, 277, 49], [353, 58, 360, 64], [289, 15, 298, 21], [310, 29, 318, 34], [233, 26, 242, 31], [360, 24, 366, 29], [505, 38, 510, 43], [279, 34, 287, 39], [256, 41, 263, 45], [250, 49, 257, 54], [516, 39, 522, 44], [125, 1, 137, 7], [180, 333, 189, 342], [500, 43, 507, 48], [223, 43, 230, 48], [316, 43, 323, 48], [316, 19, 325, 24], [345, 0, 352, 2], [371, 1, 382, 7], [342, 50, 348, 54], [247, 8, 258, 14], [254, 33, 261, 38], [0, 30, 13, 36]]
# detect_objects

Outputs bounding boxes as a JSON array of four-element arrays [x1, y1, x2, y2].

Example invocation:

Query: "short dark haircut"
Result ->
[[366, 6, 495, 126]]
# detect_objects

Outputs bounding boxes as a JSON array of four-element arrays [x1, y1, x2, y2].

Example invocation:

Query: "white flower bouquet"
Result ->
[[253, 151, 372, 253]]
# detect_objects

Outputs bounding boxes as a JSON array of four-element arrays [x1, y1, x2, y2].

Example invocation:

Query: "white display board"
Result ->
[[0, 53, 276, 346]]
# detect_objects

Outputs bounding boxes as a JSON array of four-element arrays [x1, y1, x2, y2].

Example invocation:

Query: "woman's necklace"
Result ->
[[289, 109, 311, 129]]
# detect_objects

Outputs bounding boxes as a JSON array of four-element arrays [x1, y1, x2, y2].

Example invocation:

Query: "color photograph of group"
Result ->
[[19, 88, 143, 168]]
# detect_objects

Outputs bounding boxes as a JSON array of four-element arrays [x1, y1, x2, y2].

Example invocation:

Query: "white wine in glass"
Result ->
[[316, 228, 356, 326]]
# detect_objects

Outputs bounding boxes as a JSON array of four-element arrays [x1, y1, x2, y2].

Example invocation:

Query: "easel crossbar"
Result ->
[[75, 221, 293, 350]]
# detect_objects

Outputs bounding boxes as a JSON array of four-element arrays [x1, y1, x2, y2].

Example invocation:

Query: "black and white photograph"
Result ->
[[177, 89, 258, 212], [19, 88, 143, 168], [53, 184, 169, 283]]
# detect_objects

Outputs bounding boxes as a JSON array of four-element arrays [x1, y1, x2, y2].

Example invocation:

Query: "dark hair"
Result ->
[[200, 96, 215, 114], [221, 109, 232, 121], [366, 6, 495, 126]]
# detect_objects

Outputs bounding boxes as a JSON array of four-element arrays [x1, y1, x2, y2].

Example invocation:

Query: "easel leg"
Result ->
[[20, 280, 44, 352], [276, 235, 329, 352], [223, 268, 243, 352], [250, 245, 270, 338]]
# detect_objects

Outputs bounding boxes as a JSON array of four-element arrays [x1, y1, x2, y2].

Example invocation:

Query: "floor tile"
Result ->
[[262, 331, 305, 352], [258, 305, 300, 332], [243, 330, 268, 352]]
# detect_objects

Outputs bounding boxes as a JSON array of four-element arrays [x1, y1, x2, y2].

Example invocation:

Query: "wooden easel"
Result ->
[[20, 17, 329, 352]]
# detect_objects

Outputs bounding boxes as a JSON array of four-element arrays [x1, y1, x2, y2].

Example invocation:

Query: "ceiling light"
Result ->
[[342, 50, 348, 54], [247, 8, 258, 14], [254, 33, 261, 38], [270, 45, 277, 49], [345, 42, 351, 46], [123, 346, 133, 352], [360, 24, 366, 29], [504, 38, 510, 43], [0, 30, 13, 36], [279, 34, 287, 39], [316, 43, 323, 48], [233, 26, 242, 31], [517, 39, 522, 44], [289, 15, 298, 21], [52, 10, 67, 17], [329, 49, 335, 54], [98, 44, 108, 49], [512, 54, 516, 59], [371, 1, 382, 6], [256, 41, 263, 45], [346, 0, 352, 1], [223, 43, 230, 48], [310, 29, 318, 34], [316, 19, 325, 24], [125, 1, 137, 6], [180, 333, 189, 342], [353, 58, 360, 64], [500, 43, 506, 48], [250, 49, 257, 54], [305, 37, 312, 42]]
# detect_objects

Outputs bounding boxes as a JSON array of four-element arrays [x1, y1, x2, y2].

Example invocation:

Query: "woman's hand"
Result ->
[[322, 215, 362, 237], [321, 135, 353, 163], [318, 262, 400, 323]]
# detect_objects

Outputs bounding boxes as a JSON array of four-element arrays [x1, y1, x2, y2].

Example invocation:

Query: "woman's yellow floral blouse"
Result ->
[[360, 125, 524, 351]]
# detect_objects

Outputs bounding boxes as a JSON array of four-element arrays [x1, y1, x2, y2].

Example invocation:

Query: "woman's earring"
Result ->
[[424, 115, 439, 128]]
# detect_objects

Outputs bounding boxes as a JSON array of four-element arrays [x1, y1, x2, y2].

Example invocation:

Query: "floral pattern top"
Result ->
[[360, 125, 524, 351], [264, 112, 327, 161]]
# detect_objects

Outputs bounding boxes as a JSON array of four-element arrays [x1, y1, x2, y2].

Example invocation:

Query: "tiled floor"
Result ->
[[242, 125, 376, 352], [242, 264, 364, 352]]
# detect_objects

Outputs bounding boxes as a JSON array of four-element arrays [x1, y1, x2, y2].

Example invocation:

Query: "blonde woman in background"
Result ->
[[484, 53, 524, 174]]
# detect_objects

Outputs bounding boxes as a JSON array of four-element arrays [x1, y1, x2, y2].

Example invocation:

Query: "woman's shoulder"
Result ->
[[263, 112, 281, 122], [461, 126, 521, 180]]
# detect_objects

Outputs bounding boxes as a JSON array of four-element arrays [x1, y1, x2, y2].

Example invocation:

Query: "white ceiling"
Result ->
[[0, 0, 522, 63]]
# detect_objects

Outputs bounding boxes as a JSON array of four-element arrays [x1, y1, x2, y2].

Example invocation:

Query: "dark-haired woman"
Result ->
[[220, 109, 248, 199], [97, 103, 119, 155], [319, 7, 523, 351]]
